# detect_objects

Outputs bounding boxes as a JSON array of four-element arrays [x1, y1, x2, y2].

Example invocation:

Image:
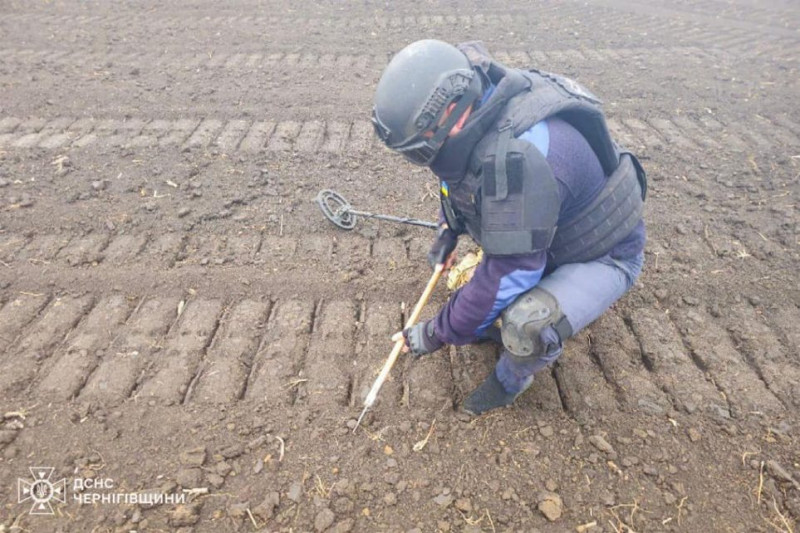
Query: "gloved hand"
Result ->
[[427, 224, 458, 269], [402, 320, 444, 357]]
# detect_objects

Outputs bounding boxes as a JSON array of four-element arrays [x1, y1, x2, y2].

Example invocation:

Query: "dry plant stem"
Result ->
[[772, 497, 794, 533], [486, 509, 496, 533], [274, 436, 285, 462], [246, 508, 259, 528], [413, 419, 437, 452]]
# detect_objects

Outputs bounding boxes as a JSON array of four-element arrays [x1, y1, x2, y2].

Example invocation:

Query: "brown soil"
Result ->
[[0, 1, 798, 532]]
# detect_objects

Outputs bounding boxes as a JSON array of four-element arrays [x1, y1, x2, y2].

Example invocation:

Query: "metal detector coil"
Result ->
[[316, 189, 437, 231], [317, 189, 357, 230]]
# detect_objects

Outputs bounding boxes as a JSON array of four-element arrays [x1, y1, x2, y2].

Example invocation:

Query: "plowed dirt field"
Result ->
[[0, 1, 798, 532]]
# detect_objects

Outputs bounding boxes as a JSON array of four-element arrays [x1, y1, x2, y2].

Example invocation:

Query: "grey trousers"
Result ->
[[495, 251, 645, 393]]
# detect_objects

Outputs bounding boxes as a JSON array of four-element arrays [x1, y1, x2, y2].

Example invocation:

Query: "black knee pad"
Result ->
[[500, 287, 572, 357]]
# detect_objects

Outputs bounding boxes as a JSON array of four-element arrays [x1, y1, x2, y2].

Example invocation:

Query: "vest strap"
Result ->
[[493, 120, 514, 201]]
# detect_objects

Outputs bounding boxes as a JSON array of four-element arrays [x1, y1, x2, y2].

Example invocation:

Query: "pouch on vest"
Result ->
[[480, 127, 560, 256]]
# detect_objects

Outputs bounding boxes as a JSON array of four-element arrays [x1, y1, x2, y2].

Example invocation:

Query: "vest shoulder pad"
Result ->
[[480, 136, 559, 256]]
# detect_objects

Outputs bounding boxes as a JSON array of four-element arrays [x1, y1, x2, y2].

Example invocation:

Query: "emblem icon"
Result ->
[[18, 467, 67, 515]]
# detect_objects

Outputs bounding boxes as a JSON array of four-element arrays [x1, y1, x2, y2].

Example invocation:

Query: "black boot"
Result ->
[[462, 370, 521, 415]]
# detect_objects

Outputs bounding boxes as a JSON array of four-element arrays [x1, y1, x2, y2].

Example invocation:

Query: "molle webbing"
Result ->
[[548, 154, 644, 265]]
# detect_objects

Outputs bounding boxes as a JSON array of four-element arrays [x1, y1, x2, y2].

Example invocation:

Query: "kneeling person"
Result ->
[[372, 40, 647, 415]]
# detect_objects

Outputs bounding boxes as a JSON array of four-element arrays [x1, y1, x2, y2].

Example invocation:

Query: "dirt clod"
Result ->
[[537, 491, 564, 521], [433, 493, 454, 508], [168, 502, 202, 527], [766, 460, 800, 488], [253, 491, 280, 520], [588, 435, 615, 456], [220, 443, 244, 459], [288, 481, 303, 502], [206, 473, 225, 488], [455, 497, 472, 512], [176, 468, 203, 488], [227, 502, 249, 519], [0, 430, 18, 445], [331, 518, 355, 533], [315, 507, 336, 531]]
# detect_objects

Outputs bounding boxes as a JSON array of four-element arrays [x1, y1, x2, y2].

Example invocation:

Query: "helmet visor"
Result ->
[[371, 107, 443, 166], [396, 139, 439, 166]]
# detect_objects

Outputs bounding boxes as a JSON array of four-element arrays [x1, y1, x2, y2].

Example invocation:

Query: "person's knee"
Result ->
[[500, 287, 572, 359]]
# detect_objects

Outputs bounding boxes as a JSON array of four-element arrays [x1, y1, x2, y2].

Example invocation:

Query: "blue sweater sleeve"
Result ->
[[433, 252, 546, 345]]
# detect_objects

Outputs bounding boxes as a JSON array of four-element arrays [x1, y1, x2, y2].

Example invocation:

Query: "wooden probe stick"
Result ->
[[353, 263, 444, 432]]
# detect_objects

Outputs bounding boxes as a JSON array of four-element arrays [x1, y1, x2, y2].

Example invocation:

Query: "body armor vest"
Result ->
[[436, 42, 646, 266]]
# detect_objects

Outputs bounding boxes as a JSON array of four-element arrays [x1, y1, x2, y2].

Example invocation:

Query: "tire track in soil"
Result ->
[[0, 46, 720, 72], [657, 0, 800, 29], [0, 176, 795, 310], [0, 289, 793, 434], [9, 235, 72, 266], [244, 300, 315, 406], [726, 304, 800, 409], [625, 307, 731, 419], [584, 0, 800, 37], [0, 238, 428, 303], [670, 308, 785, 419], [610, 14, 800, 62], [0, 111, 796, 156], [549, 332, 618, 420], [0, 9, 571, 38], [587, 310, 672, 415], [351, 302, 405, 416], [2, 3, 796, 42], [77, 296, 181, 405], [0, 293, 52, 356], [0, 295, 94, 397], [136, 298, 223, 405], [37, 294, 138, 400], [189, 299, 272, 404], [300, 300, 357, 408]]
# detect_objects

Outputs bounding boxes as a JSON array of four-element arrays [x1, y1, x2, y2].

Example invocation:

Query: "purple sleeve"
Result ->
[[433, 251, 546, 345]]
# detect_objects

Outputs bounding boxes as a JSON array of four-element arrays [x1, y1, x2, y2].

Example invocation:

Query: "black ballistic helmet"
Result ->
[[372, 40, 483, 166]]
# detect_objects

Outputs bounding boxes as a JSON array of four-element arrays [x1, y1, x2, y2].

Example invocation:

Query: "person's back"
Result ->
[[536, 117, 646, 263]]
